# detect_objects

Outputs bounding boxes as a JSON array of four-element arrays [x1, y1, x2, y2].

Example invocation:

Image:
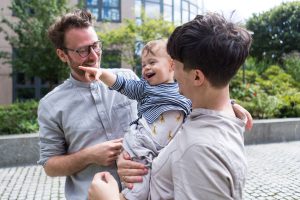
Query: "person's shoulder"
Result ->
[[108, 68, 139, 80], [39, 79, 71, 104]]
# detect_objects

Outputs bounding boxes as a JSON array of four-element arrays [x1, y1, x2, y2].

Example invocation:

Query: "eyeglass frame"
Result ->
[[62, 40, 102, 58]]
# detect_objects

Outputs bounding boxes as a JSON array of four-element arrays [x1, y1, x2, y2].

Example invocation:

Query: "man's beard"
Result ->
[[68, 55, 100, 76]]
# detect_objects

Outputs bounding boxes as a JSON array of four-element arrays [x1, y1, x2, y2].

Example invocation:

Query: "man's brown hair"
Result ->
[[48, 9, 93, 49]]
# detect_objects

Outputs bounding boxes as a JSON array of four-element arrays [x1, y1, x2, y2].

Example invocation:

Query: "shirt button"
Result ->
[[90, 83, 96, 90]]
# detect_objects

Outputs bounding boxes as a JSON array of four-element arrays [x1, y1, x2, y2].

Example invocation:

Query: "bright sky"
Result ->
[[199, 0, 298, 22]]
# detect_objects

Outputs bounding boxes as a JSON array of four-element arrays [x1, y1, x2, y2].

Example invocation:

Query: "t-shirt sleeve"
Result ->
[[172, 144, 233, 200], [37, 101, 67, 166]]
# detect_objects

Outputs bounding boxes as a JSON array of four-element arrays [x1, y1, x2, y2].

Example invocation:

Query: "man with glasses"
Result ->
[[37, 9, 138, 200]]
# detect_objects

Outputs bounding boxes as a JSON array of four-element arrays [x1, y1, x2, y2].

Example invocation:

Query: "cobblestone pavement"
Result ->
[[1, 141, 300, 199], [244, 141, 300, 200]]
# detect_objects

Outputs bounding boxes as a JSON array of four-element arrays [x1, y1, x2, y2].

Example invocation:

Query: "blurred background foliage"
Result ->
[[0, 1, 299, 134]]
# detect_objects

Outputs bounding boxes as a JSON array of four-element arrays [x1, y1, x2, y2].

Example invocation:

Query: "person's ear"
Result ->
[[56, 49, 68, 63], [193, 69, 205, 86], [169, 59, 174, 71]]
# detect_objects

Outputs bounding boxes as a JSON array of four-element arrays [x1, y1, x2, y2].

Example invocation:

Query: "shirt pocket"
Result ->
[[111, 101, 135, 134]]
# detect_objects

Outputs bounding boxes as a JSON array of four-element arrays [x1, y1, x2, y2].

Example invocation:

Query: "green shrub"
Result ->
[[241, 93, 281, 119], [283, 51, 300, 84], [277, 91, 300, 118], [231, 64, 300, 119], [0, 100, 38, 135]]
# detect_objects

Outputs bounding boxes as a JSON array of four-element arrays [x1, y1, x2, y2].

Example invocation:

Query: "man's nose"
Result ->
[[88, 47, 101, 60]]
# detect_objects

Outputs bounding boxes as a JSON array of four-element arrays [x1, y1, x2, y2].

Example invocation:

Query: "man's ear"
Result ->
[[169, 59, 174, 71], [193, 69, 205, 86], [56, 49, 68, 63]]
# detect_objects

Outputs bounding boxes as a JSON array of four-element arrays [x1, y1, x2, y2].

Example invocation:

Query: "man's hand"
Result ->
[[117, 151, 148, 189], [79, 66, 102, 82], [87, 138, 123, 166], [232, 102, 253, 131], [88, 172, 120, 200]]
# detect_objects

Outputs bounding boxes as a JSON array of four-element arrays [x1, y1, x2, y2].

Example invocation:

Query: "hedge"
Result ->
[[0, 100, 38, 135]]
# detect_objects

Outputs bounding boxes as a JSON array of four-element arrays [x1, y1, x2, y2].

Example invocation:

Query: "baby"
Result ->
[[79, 39, 191, 200]]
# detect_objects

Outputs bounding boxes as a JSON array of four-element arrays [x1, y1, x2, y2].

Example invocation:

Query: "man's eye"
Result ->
[[93, 43, 99, 48], [77, 48, 89, 53]]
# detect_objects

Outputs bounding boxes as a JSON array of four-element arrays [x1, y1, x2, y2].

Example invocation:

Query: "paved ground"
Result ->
[[1, 141, 300, 200]]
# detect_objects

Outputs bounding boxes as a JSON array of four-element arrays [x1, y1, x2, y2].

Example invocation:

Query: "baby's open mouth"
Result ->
[[145, 72, 155, 79]]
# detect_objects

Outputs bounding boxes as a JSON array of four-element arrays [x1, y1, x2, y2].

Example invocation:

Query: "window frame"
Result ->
[[86, 0, 121, 22]]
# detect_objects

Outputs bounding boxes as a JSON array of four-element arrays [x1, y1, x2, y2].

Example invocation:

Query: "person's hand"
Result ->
[[88, 172, 120, 200], [232, 102, 253, 131], [117, 151, 148, 189], [87, 138, 123, 166], [78, 66, 102, 82]]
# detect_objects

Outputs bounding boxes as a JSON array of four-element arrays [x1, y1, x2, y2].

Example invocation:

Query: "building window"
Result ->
[[182, 0, 189, 23], [86, 0, 121, 22], [163, 0, 173, 22], [136, 0, 199, 24], [182, 0, 198, 23], [13, 73, 52, 101], [144, 0, 161, 19], [173, 0, 181, 24]]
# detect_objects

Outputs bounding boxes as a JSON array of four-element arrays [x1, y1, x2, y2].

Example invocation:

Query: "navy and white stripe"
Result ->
[[110, 75, 192, 124]]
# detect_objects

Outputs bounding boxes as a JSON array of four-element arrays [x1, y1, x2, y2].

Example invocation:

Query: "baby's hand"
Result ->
[[79, 66, 102, 82]]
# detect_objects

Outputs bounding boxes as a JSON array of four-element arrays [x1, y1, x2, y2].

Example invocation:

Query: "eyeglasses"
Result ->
[[63, 40, 102, 58]]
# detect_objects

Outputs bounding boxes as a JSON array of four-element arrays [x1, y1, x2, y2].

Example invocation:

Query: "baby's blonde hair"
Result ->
[[142, 39, 169, 58]]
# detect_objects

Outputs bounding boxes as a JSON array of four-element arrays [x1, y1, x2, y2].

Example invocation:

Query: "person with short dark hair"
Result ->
[[37, 9, 138, 200], [89, 12, 252, 200]]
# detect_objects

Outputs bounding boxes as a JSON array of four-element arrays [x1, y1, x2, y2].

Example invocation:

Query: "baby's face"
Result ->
[[141, 50, 174, 86]]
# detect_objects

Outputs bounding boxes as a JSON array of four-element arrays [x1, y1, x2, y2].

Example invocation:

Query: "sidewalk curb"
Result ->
[[245, 118, 300, 145], [0, 133, 39, 167], [1, 118, 300, 167]]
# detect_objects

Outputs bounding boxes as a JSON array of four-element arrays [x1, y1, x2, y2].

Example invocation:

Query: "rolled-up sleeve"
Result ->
[[37, 101, 67, 166]]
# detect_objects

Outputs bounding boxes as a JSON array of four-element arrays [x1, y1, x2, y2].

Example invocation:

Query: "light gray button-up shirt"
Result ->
[[37, 69, 138, 200]]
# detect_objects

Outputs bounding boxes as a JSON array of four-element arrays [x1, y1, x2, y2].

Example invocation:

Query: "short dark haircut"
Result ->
[[167, 12, 252, 88], [48, 9, 93, 49]]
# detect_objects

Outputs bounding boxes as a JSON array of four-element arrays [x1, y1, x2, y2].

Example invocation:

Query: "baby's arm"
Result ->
[[79, 66, 116, 87], [79, 66, 145, 100]]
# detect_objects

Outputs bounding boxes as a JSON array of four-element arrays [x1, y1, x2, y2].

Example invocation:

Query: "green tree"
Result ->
[[0, 0, 82, 88], [98, 13, 175, 75], [246, 1, 300, 64]]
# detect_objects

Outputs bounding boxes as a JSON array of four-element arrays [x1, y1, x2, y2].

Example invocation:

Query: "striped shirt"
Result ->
[[111, 75, 192, 124]]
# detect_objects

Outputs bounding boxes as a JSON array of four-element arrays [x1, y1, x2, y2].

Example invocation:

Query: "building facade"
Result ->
[[0, 0, 199, 105]]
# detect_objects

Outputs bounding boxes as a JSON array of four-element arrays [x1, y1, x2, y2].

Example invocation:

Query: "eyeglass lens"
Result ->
[[78, 41, 102, 58]]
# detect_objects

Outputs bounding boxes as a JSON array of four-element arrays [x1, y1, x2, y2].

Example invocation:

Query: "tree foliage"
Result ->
[[98, 13, 175, 75], [0, 0, 82, 87], [246, 1, 300, 64]]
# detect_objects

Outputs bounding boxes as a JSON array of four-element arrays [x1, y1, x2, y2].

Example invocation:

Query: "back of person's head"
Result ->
[[48, 9, 93, 49], [142, 39, 170, 58], [167, 12, 252, 88]]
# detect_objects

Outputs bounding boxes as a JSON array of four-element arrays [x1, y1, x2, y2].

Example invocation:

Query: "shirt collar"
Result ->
[[69, 74, 91, 88]]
